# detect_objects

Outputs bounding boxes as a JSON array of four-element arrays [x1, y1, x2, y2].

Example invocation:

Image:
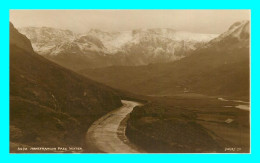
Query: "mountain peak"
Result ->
[[10, 23, 34, 53], [89, 28, 103, 33], [209, 20, 249, 46], [228, 20, 249, 30]]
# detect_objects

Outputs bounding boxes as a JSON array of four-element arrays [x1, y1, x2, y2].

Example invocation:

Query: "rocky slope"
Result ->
[[19, 27, 217, 70]]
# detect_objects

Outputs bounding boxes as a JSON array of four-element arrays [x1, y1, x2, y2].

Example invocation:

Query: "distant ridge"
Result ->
[[19, 26, 218, 70]]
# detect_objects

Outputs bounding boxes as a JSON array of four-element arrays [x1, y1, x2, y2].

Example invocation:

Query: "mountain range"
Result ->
[[79, 20, 250, 99], [19, 27, 217, 70]]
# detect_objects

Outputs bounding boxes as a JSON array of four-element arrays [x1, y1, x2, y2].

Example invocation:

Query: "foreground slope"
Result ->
[[81, 21, 250, 100], [126, 96, 250, 153], [10, 23, 122, 152]]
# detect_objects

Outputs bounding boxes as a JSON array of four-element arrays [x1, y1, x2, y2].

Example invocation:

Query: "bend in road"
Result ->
[[85, 100, 144, 153]]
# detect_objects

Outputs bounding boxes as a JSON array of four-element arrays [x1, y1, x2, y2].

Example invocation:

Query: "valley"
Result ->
[[10, 18, 250, 153]]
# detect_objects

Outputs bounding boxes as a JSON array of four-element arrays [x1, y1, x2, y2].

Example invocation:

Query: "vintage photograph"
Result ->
[[9, 10, 250, 153]]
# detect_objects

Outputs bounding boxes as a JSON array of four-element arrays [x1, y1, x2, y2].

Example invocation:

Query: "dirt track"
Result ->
[[85, 100, 144, 153]]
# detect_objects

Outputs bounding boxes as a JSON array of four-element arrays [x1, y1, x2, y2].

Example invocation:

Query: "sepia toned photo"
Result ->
[[9, 10, 250, 153]]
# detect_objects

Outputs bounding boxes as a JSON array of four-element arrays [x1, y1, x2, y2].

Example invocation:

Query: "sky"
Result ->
[[10, 10, 250, 34]]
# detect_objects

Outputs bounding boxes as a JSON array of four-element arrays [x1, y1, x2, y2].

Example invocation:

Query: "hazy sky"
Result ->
[[10, 10, 250, 34]]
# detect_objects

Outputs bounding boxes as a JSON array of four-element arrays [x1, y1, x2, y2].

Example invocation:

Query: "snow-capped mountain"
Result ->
[[208, 20, 249, 48], [79, 20, 250, 98], [86, 28, 217, 56], [19, 27, 218, 69], [19, 27, 77, 55]]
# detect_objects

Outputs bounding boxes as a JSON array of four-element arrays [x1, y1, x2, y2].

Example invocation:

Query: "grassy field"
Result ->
[[126, 94, 250, 153]]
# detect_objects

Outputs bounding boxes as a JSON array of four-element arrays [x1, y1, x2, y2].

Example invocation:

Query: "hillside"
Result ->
[[10, 23, 122, 153], [126, 96, 250, 153], [80, 21, 250, 100]]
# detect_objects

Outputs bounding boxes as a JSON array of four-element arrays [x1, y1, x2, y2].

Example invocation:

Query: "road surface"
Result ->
[[85, 100, 144, 153]]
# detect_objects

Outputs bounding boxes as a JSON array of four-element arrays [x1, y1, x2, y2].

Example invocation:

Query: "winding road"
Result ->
[[85, 100, 144, 153]]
